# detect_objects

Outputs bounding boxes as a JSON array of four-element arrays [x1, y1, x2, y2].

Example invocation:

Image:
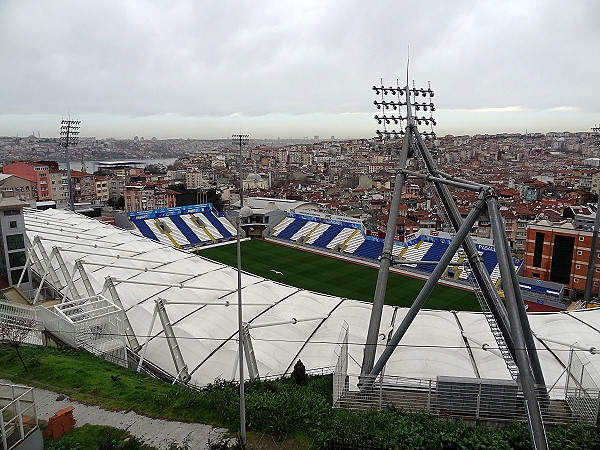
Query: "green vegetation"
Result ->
[[3, 344, 599, 449], [197, 239, 480, 311], [44, 424, 152, 450]]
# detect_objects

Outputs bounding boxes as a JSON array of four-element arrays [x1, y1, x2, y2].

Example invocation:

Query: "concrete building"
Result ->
[[95, 177, 110, 204], [124, 183, 177, 213], [523, 219, 600, 301], [49, 169, 69, 207], [0, 191, 31, 290], [70, 171, 96, 204], [108, 177, 126, 201], [2, 160, 57, 201], [0, 174, 36, 202]]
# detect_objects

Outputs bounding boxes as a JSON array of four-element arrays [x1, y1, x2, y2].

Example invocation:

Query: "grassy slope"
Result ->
[[0, 346, 217, 425], [3, 345, 599, 450], [197, 239, 480, 312]]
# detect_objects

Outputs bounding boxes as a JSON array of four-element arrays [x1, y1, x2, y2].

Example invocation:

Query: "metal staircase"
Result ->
[[463, 256, 520, 381]]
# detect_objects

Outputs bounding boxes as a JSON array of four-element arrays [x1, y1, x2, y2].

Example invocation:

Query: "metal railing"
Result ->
[[0, 301, 44, 346], [333, 335, 599, 427], [0, 383, 38, 450], [565, 349, 600, 425]]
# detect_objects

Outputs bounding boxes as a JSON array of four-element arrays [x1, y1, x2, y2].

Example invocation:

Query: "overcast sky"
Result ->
[[1, 0, 599, 140]]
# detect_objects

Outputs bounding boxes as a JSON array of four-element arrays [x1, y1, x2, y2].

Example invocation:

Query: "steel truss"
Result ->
[[361, 80, 549, 449]]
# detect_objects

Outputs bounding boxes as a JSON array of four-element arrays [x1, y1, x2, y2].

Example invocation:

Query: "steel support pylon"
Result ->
[[361, 78, 548, 449]]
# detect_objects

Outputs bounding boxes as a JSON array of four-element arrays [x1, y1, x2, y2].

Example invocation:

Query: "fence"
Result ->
[[0, 301, 44, 346], [333, 333, 599, 427], [333, 323, 349, 406], [1, 296, 129, 369], [0, 383, 38, 450], [565, 349, 600, 425]]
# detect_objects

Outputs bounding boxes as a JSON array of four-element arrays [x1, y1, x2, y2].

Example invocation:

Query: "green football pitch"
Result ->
[[197, 239, 480, 312]]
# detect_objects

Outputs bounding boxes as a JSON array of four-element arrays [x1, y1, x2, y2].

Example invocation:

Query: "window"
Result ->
[[579, 236, 585, 241], [574, 278, 579, 283], [6, 234, 24, 251], [576, 264, 581, 269], [9, 251, 26, 268], [533, 232, 544, 268], [9, 221, 17, 228], [532, 272, 540, 278], [577, 250, 583, 255]]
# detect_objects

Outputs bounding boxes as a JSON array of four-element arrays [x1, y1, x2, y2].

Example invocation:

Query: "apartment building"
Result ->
[[2, 160, 56, 201], [523, 220, 600, 301], [0, 174, 35, 202], [123, 183, 177, 213]]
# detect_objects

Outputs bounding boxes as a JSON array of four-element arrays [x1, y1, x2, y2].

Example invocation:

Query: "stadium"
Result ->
[[10, 203, 599, 427], [2, 84, 598, 448]]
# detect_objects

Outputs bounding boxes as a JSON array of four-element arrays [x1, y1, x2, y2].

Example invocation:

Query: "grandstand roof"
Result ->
[[233, 196, 319, 212], [23, 208, 600, 395]]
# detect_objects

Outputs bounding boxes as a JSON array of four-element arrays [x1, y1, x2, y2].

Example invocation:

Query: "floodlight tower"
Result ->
[[362, 78, 436, 376], [232, 133, 249, 448], [59, 119, 81, 211], [360, 76, 548, 450]]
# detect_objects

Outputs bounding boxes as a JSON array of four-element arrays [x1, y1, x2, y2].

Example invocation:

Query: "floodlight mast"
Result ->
[[362, 79, 436, 376], [59, 119, 80, 211], [361, 77, 548, 450]]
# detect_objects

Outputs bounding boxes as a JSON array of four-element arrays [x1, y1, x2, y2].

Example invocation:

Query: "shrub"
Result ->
[[291, 360, 307, 386]]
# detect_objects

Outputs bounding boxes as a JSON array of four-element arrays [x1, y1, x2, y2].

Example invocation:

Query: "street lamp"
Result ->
[[232, 133, 249, 447]]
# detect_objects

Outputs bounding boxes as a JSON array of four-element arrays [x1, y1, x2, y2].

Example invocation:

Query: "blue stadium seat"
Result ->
[[417, 242, 449, 272], [311, 224, 346, 248], [276, 218, 309, 240], [170, 215, 202, 245], [131, 218, 159, 242], [353, 240, 384, 260], [201, 210, 234, 238], [480, 250, 498, 275]]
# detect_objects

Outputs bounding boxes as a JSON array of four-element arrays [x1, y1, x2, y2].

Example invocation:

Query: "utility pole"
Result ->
[[232, 133, 249, 448], [59, 119, 81, 211]]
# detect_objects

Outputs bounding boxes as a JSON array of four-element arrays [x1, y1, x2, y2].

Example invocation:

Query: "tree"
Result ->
[[0, 316, 35, 372]]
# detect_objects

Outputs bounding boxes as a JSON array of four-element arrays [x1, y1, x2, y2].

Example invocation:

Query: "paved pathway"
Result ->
[[3, 380, 226, 449]]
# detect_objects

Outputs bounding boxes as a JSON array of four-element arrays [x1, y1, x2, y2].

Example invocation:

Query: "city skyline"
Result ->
[[1, 0, 598, 139]]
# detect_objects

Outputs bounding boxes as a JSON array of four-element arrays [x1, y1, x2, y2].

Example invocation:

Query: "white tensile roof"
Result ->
[[23, 208, 600, 392]]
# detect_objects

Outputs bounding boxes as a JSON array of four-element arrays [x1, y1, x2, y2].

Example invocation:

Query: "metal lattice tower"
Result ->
[[360, 77, 549, 450], [59, 119, 81, 211]]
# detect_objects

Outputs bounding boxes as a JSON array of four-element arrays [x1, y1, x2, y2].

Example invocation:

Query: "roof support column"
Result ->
[[102, 276, 140, 351], [155, 298, 190, 383]]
